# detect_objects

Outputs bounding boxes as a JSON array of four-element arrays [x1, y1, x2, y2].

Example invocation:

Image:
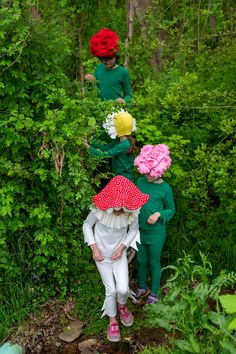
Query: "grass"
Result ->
[[0, 279, 33, 344], [0, 233, 36, 344]]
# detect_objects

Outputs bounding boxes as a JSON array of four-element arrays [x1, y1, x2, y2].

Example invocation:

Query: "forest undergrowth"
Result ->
[[0, 0, 236, 352]]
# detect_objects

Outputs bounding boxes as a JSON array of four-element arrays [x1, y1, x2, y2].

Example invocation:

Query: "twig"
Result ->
[[0, 32, 30, 76]]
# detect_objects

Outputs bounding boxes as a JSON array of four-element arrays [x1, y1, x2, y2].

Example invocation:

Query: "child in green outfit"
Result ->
[[85, 28, 132, 105], [134, 144, 175, 304], [83, 111, 137, 181]]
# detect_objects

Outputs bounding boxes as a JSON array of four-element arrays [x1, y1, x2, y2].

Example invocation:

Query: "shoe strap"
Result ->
[[110, 322, 119, 332], [118, 305, 130, 317], [137, 288, 147, 296], [147, 294, 157, 304]]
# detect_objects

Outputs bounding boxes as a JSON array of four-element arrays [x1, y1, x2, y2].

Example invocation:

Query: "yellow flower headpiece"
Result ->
[[103, 109, 136, 139]]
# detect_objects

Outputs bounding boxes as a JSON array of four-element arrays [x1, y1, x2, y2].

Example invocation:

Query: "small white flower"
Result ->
[[132, 118, 137, 132], [102, 110, 117, 139]]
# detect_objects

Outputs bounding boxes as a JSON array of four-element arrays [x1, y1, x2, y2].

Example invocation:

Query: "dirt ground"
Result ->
[[8, 297, 170, 354], [8, 288, 235, 353]]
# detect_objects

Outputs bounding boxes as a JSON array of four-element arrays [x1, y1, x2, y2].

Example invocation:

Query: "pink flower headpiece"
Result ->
[[134, 144, 172, 178]]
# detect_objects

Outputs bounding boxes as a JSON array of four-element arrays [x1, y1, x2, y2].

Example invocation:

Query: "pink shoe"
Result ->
[[118, 305, 134, 326], [107, 322, 121, 342]]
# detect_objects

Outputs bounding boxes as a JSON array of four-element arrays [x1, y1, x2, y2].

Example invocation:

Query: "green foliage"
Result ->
[[220, 295, 236, 331], [140, 347, 169, 354], [0, 234, 36, 341], [144, 253, 236, 354], [0, 280, 32, 341], [130, 38, 236, 272], [0, 0, 236, 344], [220, 295, 236, 315], [0, 1, 115, 339]]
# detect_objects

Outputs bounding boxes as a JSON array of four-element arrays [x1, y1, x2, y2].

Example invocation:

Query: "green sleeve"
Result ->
[[122, 69, 132, 103], [91, 140, 117, 151], [89, 141, 129, 157], [94, 65, 99, 80], [159, 187, 176, 224]]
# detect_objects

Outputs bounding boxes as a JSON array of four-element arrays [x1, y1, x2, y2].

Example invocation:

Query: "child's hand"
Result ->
[[90, 243, 104, 262], [111, 244, 126, 261], [147, 212, 161, 224], [85, 74, 96, 83], [82, 138, 90, 149], [92, 247, 104, 262], [115, 98, 125, 104]]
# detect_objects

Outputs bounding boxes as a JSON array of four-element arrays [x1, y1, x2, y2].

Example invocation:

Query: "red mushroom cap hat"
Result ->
[[89, 28, 120, 58], [92, 175, 149, 211]]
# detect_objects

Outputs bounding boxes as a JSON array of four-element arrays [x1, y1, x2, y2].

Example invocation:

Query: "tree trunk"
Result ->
[[77, 15, 84, 94], [28, 5, 41, 21], [124, 0, 134, 68], [197, 0, 202, 54], [132, 0, 149, 37], [151, 30, 167, 73], [210, 15, 217, 48], [132, 0, 165, 73]]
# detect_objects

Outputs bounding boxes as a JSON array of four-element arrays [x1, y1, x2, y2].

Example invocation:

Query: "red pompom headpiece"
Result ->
[[89, 28, 120, 58], [92, 175, 149, 211]]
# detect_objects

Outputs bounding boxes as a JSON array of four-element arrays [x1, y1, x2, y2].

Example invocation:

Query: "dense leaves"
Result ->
[[144, 253, 236, 353], [0, 0, 235, 344]]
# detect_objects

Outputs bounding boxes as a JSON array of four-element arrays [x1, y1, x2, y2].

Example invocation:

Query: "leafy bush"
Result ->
[[219, 294, 236, 331], [0, 0, 236, 343], [143, 253, 236, 353], [0, 1, 109, 321]]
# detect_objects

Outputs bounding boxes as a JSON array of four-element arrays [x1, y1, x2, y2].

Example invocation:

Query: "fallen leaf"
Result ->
[[58, 320, 85, 343], [78, 339, 97, 354]]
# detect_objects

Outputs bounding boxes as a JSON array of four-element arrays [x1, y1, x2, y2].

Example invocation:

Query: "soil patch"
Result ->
[[7, 298, 170, 354]]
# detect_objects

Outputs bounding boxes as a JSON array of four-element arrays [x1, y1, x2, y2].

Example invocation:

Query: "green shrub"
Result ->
[[144, 253, 236, 353]]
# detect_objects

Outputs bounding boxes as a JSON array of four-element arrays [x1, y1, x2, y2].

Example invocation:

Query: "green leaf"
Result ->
[[175, 339, 198, 353], [88, 117, 96, 127], [220, 337, 236, 354], [208, 311, 226, 326], [228, 317, 236, 330], [219, 295, 236, 314], [189, 335, 200, 353]]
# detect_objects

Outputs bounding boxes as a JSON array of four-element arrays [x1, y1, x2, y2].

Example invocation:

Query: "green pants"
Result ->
[[137, 230, 166, 295]]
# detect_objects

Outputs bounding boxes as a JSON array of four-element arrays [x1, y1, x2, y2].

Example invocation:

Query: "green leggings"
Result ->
[[137, 230, 166, 295]]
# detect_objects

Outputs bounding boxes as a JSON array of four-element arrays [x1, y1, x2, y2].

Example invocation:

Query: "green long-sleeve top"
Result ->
[[89, 139, 134, 180], [94, 64, 132, 103], [136, 176, 175, 231]]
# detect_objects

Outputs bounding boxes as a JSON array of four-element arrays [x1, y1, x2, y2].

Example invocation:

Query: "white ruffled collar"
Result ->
[[90, 206, 140, 229]]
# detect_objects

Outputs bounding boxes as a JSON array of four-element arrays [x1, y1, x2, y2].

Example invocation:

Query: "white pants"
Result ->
[[96, 255, 129, 317]]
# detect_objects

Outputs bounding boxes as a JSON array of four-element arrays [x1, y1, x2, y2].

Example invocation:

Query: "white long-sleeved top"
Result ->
[[83, 209, 140, 258]]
